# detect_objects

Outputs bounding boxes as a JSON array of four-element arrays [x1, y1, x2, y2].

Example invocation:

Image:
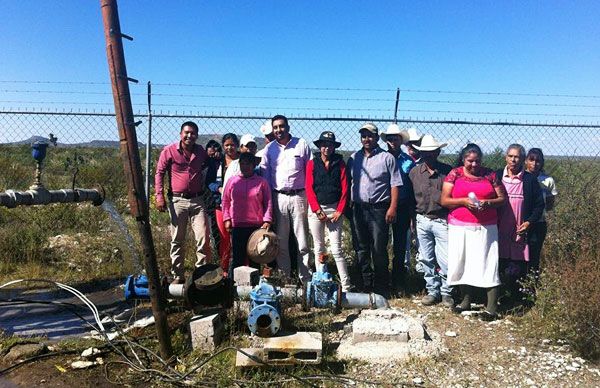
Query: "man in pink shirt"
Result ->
[[154, 121, 210, 283]]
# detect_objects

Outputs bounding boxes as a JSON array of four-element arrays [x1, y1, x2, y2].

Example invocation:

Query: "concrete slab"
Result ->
[[337, 308, 446, 363], [0, 279, 130, 340], [263, 332, 322, 364], [352, 308, 426, 342]]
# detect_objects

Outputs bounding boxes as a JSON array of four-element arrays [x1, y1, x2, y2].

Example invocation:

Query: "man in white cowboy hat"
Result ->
[[405, 128, 423, 167], [408, 134, 454, 307], [381, 124, 413, 295], [347, 122, 403, 297]]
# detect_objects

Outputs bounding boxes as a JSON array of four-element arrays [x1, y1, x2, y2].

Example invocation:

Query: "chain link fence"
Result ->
[[1, 110, 599, 279]]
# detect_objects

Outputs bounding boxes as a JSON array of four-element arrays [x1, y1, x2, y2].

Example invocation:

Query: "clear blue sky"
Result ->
[[1, 1, 600, 122]]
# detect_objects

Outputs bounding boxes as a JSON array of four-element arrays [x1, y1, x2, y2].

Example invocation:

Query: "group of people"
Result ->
[[154, 116, 557, 320]]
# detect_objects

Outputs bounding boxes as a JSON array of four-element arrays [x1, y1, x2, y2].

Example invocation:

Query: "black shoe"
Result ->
[[421, 294, 441, 306], [479, 310, 499, 322], [441, 295, 455, 308]]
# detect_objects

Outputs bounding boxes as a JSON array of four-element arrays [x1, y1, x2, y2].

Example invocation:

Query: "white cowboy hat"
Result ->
[[413, 134, 447, 151], [406, 128, 423, 143], [381, 124, 410, 144]]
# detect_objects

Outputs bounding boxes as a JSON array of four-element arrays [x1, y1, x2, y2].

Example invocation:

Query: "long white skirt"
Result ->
[[447, 224, 501, 288]]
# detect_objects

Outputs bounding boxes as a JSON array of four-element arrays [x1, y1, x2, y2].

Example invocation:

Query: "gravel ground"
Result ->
[[336, 296, 600, 387], [2, 295, 599, 387]]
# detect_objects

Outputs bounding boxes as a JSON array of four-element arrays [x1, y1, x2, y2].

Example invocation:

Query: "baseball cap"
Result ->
[[240, 134, 256, 147], [359, 122, 378, 135]]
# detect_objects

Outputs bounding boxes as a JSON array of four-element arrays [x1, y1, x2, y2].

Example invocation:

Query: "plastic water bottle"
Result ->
[[468, 192, 481, 209]]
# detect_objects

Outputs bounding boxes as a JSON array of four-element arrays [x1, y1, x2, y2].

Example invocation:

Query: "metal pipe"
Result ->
[[342, 292, 389, 309], [100, 0, 172, 359], [235, 285, 388, 309], [0, 188, 104, 208]]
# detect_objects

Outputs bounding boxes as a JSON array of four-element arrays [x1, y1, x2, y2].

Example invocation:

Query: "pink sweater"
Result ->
[[222, 173, 273, 227]]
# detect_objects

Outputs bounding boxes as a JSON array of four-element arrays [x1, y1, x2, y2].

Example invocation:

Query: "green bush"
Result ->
[[522, 158, 600, 361]]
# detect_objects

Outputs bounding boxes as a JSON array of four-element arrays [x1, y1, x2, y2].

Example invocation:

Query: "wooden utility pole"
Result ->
[[100, 0, 172, 359]]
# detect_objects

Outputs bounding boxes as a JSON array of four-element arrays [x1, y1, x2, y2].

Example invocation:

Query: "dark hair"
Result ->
[[507, 143, 526, 159], [271, 114, 289, 127], [205, 139, 221, 150], [526, 147, 545, 171], [221, 133, 240, 146], [239, 151, 258, 165], [180, 121, 199, 133], [455, 143, 483, 167]]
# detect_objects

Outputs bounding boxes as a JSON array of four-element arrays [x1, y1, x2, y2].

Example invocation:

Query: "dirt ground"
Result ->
[[1, 296, 599, 387]]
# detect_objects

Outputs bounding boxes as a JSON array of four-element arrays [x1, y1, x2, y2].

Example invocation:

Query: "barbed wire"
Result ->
[[1, 80, 599, 99], [2, 103, 600, 119]]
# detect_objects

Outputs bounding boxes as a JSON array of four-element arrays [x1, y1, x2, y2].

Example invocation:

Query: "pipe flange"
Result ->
[[248, 303, 281, 337]]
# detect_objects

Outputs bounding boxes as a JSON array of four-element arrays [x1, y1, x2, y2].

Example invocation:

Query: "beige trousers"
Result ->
[[167, 195, 211, 277]]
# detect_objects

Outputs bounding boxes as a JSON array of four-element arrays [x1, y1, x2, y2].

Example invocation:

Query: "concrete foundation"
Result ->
[[337, 308, 445, 363], [352, 308, 427, 342]]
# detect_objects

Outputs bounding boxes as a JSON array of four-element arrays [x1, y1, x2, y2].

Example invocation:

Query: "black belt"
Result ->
[[274, 188, 305, 196], [355, 201, 390, 209], [170, 191, 203, 199]]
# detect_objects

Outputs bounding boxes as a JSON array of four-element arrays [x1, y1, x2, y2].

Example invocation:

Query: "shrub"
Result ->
[[522, 157, 600, 360]]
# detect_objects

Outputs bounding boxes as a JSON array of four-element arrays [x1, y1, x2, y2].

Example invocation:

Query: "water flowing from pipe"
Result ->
[[101, 200, 142, 273]]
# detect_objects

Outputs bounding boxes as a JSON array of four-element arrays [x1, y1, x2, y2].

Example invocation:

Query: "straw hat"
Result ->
[[246, 229, 279, 264], [406, 128, 423, 143], [413, 134, 447, 151], [381, 124, 410, 143]]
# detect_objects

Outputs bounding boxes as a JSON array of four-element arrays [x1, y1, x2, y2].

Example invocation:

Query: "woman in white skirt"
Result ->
[[305, 131, 352, 291], [441, 143, 506, 320]]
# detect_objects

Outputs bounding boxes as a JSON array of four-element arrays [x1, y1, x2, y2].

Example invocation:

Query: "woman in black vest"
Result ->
[[305, 131, 352, 291]]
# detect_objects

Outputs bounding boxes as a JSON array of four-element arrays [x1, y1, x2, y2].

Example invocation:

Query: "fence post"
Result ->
[[146, 81, 152, 206], [394, 88, 400, 124], [100, 0, 172, 359]]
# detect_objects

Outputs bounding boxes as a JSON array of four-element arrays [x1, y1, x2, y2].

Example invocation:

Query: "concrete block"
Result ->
[[352, 332, 408, 344], [351, 308, 426, 342], [189, 313, 224, 352], [263, 332, 322, 364], [233, 266, 260, 287], [235, 348, 264, 367]]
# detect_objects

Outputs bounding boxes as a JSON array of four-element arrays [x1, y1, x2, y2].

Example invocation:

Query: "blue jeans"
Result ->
[[391, 199, 411, 288], [353, 202, 390, 295], [416, 214, 452, 297]]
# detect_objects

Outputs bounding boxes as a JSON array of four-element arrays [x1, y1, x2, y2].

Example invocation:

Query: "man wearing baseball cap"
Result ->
[[408, 134, 454, 307], [347, 122, 403, 297]]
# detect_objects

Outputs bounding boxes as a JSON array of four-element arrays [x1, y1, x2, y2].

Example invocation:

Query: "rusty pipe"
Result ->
[[0, 187, 104, 208]]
